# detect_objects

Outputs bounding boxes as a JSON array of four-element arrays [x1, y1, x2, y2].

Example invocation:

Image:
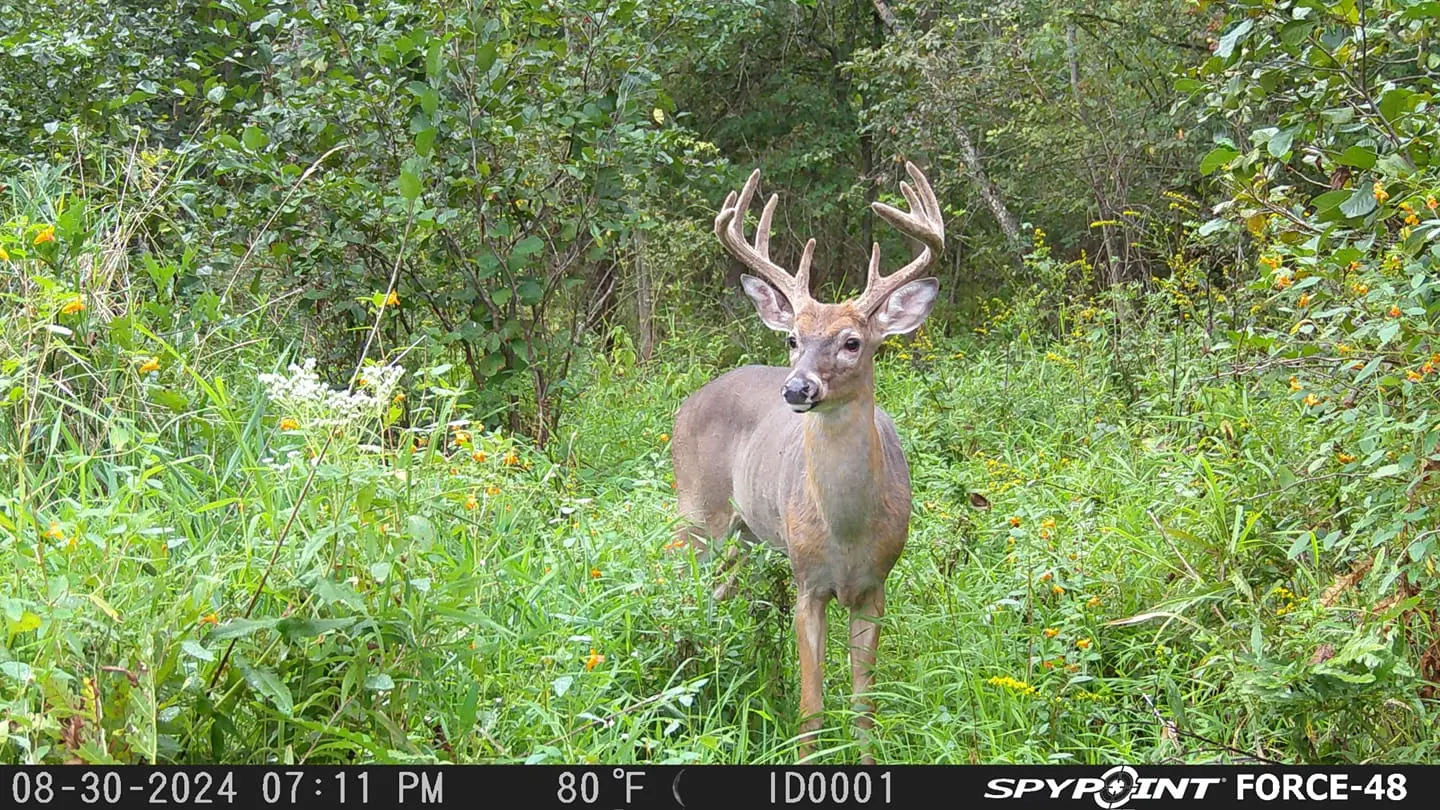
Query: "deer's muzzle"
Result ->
[[782, 375, 820, 412]]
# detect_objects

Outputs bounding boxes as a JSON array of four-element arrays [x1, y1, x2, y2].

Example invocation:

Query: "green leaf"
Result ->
[[365, 673, 396, 691], [182, 640, 215, 661], [415, 127, 437, 158], [1267, 128, 1295, 158], [208, 617, 279, 641], [406, 514, 436, 544], [241, 665, 294, 715], [1215, 20, 1252, 59], [1200, 147, 1240, 176], [398, 170, 422, 201], [275, 617, 357, 640], [1338, 188, 1377, 219], [241, 126, 269, 152], [1369, 463, 1403, 479], [1335, 146, 1377, 169], [476, 43, 498, 74], [206, 85, 227, 104]]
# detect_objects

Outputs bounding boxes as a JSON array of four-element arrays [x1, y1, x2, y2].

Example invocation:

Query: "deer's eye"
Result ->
[[843, 337, 862, 353], [786, 335, 798, 350]]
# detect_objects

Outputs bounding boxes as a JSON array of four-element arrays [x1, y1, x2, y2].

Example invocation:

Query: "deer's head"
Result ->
[[714, 163, 944, 413]]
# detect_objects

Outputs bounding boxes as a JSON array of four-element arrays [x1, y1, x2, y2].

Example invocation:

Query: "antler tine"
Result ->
[[713, 168, 812, 306], [856, 161, 945, 315]]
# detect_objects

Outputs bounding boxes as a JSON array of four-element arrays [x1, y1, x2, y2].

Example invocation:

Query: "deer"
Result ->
[[670, 162, 944, 763]]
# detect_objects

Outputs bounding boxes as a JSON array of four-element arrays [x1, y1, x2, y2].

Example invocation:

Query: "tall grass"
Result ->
[[2, 161, 1435, 766]]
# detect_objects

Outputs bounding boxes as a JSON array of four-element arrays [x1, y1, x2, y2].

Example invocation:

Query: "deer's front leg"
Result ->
[[795, 591, 827, 760], [849, 586, 884, 765]]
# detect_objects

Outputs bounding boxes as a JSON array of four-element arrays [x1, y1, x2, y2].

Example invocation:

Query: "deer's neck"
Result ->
[[799, 391, 884, 539]]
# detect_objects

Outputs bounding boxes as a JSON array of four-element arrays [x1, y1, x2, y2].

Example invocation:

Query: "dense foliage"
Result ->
[[1, 0, 1437, 764]]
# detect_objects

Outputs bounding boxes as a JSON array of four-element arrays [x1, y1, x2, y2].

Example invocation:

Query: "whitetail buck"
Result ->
[[671, 162, 943, 762]]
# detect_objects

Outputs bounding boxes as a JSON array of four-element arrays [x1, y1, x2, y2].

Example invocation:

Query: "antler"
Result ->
[[854, 161, 945, 315], [713, 168, 815, 308]]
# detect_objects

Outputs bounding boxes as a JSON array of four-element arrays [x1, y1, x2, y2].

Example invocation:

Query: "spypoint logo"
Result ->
[[1095, 766, 1139, 809], [983, 766, 1222, 806]]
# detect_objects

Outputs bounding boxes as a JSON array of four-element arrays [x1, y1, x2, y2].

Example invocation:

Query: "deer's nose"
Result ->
[[782, 376, 816, 406]]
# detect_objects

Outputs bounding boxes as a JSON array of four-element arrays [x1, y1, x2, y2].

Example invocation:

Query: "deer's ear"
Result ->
[[873, 277, 938, 336], [740, 274, 795, 332]]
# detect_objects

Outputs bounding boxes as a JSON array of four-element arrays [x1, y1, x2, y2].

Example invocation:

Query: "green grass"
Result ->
[[2, 168, 1436, 766]]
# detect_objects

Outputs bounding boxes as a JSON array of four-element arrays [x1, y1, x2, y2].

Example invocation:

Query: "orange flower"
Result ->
[[1289, 375, 1302, 391], [1352, 283, 1369, 295], [472, 450, 487, 463], [33, 225, 55, 246], [1065, 663, 1080, 673], [503, 450, 519, 466], [1039, 572, 1053, 582], [392, 392, 405, 403], [590, 568, 602, 579], [453, 430, 471, 445], [1086, 595, 1101, 608], [465, 494, 479, 510], [138, 358, 161, 374], [658, 433, 670, 443], [1297, 293, 1312, 308], [1043, 627, 1059, 638], [1405, 214, 1420, 226], [1373, 181, 1389, 203], [1304, 393, 1321, 407], [200, 613, 219, 625], [1041, 518, 1056, 530], [1077, 638, 1092, 650], [1272, 273, 1293, 290], [486, 485, 501, 496], [1423, 363, 1435, 375], [1406, 370, 1423, 382], [60, 297, 85, 315], [1008, 516, 1021, 527], [1336, 452, 1356, 464], [1388, 305, 1402, 318], [44, 522, 64, 540], [383, 291, 400, 307], [279, 417, 299, 431], [1427, 195, 1438, 211], [584, 648, 605, 671], [1051, 585, 1065, 595]]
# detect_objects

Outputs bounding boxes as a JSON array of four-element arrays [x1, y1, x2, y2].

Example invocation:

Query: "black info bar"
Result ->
[[1, 765, 1432, 809]]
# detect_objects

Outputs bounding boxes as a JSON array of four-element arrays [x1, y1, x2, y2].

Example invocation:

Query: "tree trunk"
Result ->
[[634, 228, 654, 363], [875, 0, 1026, 268], [952, 124, 1025, 263], [1066, 23, 1123, 286]]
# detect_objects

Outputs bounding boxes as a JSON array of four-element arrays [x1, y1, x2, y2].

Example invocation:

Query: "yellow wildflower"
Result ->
[[1388, 305, 1402, 318], [986, 675, 1037, 697], [1304, 393, 1321, 407], [465, 494, 479, 510], [1043, 627, 1059, 638], [486, 485, 501, 496], [1337, 452, 1356, 464], [0, 245, 9, 262], [1427, 195, 1437, 210], [503, 450, 519, 466], [138, 358, 161, 374], [280, 417, 299, 431], [1077, 638, 1092, 650], [658, 433, 669, 443], [199, 612, 219, 626], [44, 522, 64, 540], [33, 226, 55, 246], [60, 297, 85, 315], [472, 450, 487, 463], [1373, 181, 1389, 203], [1051, 585, 1066, 595], [383, 291, 400, 307], [1008, 516, 1021, 527], [1406, 370, 1423, 382], [584, 648, 605, 671], [1352, 283, 1369, 295], [1289, 375, 1302, 391], [590, 568, 602, 579], [1087, 595, 1101, 608], [1297, 293, 1312, 308]]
